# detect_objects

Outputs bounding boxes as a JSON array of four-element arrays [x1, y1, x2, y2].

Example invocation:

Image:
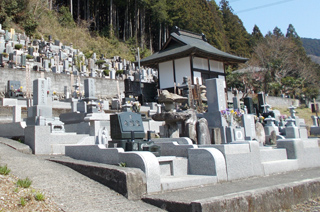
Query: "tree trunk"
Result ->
[[110, 0, 113, 37], [140, 6, 145, 48], [159, 22, 162, 51], [70, 0, 73, 16], [134, 0, 139, 44], [77, 0, 80, 25], [86, 0, 89, 21], [116, 6, 119, 38], [149, 15, 153, 53], [94, 0, 97, 30], [123, 1, 128, 41]]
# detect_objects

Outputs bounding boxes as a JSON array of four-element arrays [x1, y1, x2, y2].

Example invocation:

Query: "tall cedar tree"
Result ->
[[219, 0, 251, 57]]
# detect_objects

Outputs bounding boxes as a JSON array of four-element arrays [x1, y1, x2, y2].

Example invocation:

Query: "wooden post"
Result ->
[[187, 77, 193, 109]]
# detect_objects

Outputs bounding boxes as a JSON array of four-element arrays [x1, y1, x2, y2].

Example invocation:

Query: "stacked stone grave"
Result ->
[[0, 26, 157, 96], [22, 78, 91, 154]]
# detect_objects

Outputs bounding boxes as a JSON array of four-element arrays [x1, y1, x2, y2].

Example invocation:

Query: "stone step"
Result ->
[[262, 159, 298, 175], [161, 175, 218, 191], [260, 147, 288, 162], [158, 156, 188, 177]]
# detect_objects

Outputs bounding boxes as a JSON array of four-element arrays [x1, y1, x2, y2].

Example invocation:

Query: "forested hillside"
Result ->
[[0, 0, 253, 58], [301, 38, 320, 57], [1, 0, 320, 100]]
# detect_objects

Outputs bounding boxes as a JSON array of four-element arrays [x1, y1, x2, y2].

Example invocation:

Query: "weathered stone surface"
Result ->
[[49, 158, 147, 200], [197, 118, 211, 145], [255, 122, 266, 145], [158, 90, 187, 103], [152, 111, 191, 123], [183, 109, 198, 143]]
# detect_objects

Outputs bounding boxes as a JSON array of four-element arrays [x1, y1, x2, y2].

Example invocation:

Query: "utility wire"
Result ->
[[234, 0, 296, 14]]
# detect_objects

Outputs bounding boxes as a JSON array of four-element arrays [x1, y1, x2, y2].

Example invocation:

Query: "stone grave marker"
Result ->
[[258, 92, 265, 113], [21, 54, 26, 67], [244, 97, 254, 114], [285, 117, 299, 138], [84, 78, 96, 100], [204, 78, 229, 143], [28, 47, 34, 56], [242, 114, 256, 140]]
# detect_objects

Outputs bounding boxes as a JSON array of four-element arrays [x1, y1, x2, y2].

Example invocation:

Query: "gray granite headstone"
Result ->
[[28, 47, 34, 55], [6, 45, 13, 54], [43, 59, 49, 69], [242, 114, 256, 140], [84, 78, 96, 100], [206, 78, 226, 113], [285, 117, 299, 138], [9, 53, 13, 61], [33, 78, 48, 106], [110, 70, 116, 79], [63, 60, 69, 71], [21, 54, 26, 66]]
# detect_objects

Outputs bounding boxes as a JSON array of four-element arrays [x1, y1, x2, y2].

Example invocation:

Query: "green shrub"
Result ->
[[95, 59, 106, 65], [34, 192, 45, 201], [103, 69, 110, 76], [26, 54, 33, 60], [116, 70, 123, 76], [0, 165, 11, 175], [14, 44, 23, 50], [16, 177, 32, 188]]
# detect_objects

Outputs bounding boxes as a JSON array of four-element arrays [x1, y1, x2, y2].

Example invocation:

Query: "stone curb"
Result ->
[[0, 136, 32, 154], [48, 157, 147, 200], [143, 178, 320, 212]]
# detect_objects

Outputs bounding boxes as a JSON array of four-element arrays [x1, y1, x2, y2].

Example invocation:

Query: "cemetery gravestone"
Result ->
[[244, 97, 254, 114], [242, 114, 256, 140], [258, 92, 265, 113]]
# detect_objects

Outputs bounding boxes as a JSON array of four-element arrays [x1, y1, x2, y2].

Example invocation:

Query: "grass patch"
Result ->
[[16, 177, 32, 188], [34, 192, 45, 201], [19, 197, 26, 207], [0, 165, 11, 175], [118, 162, 127, 167], [274, 106, 314, 127]]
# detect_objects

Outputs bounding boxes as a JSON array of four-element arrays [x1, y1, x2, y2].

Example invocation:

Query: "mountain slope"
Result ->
[[301, 38, 320, 57]]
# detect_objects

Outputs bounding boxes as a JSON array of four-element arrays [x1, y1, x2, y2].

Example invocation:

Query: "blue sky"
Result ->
[[227, 0, 319, 39]]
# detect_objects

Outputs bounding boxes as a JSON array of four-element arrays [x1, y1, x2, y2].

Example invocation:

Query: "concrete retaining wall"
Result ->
[[0, 68, 124, 99], [142, 178, 320, 212], [192, 178, 320, 212], [49, 158, 147, 200]]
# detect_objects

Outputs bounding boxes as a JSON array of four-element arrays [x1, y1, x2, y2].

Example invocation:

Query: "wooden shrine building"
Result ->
[[140, 27, 248, 89]]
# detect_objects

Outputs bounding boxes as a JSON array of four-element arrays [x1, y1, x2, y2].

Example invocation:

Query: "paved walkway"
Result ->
[[0, 137, 163, 212]]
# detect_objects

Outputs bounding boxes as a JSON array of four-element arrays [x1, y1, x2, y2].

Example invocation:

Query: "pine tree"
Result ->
[[220, 0, 251, 57], [273, 27, 284, 38], [250, 24, 264, 48]]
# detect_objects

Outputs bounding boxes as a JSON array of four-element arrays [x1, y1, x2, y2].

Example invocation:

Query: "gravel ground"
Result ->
[[0, 142, 163, 212]]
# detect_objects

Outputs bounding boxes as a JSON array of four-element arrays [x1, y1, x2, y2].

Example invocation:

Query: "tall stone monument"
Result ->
[[204, 78, 228, 144]]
